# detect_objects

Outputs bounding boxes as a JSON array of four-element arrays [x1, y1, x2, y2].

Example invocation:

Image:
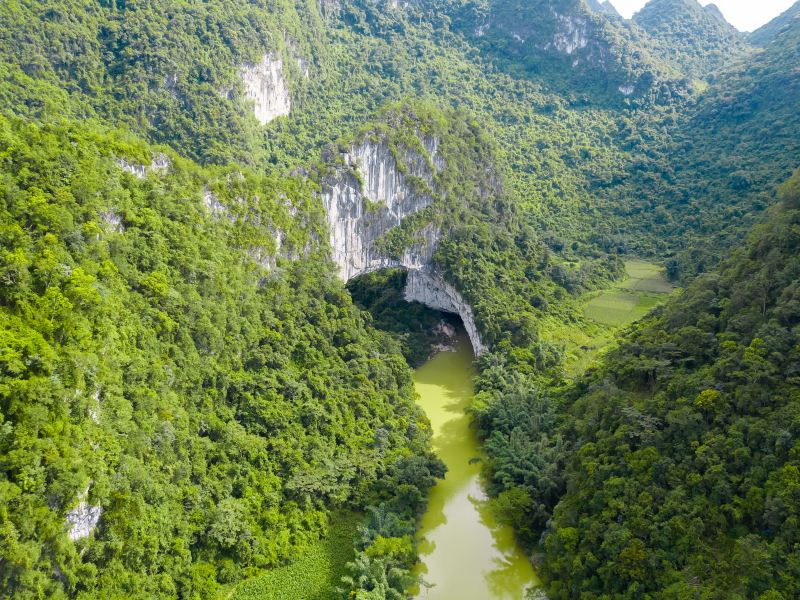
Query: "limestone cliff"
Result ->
[[241, 53, 291, 125], [404, 270, 487, 355], [321, 135, 487, 354], [321, 138, 439, 281], [66, 485, 102, 541], [116, 153, 170, 179]]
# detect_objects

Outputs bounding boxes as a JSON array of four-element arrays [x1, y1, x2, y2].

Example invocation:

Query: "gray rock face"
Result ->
[[66, 485, 102, 541], [405, 269, 487, 355], [99, 211, 124, 233], [241, 54, 291, 125], [203, 188, 229, 219], [321, 137, 487, 354], [117, 153, 170, 179], [322, 138, 438, 281], [547, 11, 590, 55]]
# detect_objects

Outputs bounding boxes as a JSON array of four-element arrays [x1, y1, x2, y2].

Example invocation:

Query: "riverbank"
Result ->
[[412, 335, 540, 599]]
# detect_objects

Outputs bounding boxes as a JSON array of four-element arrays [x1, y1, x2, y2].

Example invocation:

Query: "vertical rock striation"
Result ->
[[322, 139, 438, 280], [321, 135, 487, 354], [241, 53, 291, 125], [66, 485, 102, 541]]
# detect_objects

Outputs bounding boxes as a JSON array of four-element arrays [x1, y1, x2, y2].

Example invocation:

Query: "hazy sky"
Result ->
[[608, 0, 797, 31]]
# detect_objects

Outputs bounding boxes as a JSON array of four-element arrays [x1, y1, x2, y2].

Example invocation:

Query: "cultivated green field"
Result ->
[[584, 260, 673, 327], [618, 260, 675, 294], [225, 514, 360, 600], [556, 260, 675, 377], [584, 290, 662, 327]]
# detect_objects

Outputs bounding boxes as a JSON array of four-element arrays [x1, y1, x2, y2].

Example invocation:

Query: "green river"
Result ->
[[412, 334, 540, 600]]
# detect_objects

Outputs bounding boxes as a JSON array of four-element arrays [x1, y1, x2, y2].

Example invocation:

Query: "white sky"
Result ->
[[608, 0, 797, 31]]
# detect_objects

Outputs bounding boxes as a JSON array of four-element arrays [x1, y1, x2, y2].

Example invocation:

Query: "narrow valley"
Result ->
[[412, 335, 540, 599]]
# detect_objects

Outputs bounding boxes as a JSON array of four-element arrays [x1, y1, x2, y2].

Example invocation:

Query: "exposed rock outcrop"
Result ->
[[241, 53, 291, 125], [203, 188, 228, 218], [321, 136, 487, 354], [405, 269, 487, 355], [547, 11, 590, 55], [117, 153, 170, 179], [66, 485, 102, 541], [322, 139, 438, 281], [99, 211, 124, 233]]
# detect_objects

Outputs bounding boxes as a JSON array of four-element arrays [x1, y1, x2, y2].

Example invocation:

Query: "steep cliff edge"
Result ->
[[321, 133, 488, 354], [241, 53, 292, 124], [404, 269, 487, 354], [321, 137, 440, 281]]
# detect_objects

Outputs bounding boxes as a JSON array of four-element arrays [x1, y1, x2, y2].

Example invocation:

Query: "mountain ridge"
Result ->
[[749, 0, 800, 45], [632, 0, 748, 80]]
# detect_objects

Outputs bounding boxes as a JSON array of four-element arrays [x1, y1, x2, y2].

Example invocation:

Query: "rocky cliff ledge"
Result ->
[[404, 269, 487, 355], [321, 136, 487, 354], [66, 484, 102, 541], [241, 53, 291, 125]]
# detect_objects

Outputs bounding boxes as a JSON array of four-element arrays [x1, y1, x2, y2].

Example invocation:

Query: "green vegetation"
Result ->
[[584, 260, 673, 327], [228, 513, 360, 600], [632, 0, 747, 80], [542, 171, 800, 599], [749, 1, 800, 46], [2, 0, 800, 598], [532, 260, 673, 378], [619, 260, 674, 294], [347, 269, 455, 367], [0, 114, 441, 598], [584, 289, 661, 327], [607, 13, 800, 279], [443, 0, 683, 105], [473, 170, 800, 599], [0, 0, 322, 165]]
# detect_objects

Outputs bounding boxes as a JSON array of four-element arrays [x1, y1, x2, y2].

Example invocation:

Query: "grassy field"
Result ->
[[584, 260, 673, 327], [584, 289, 663, 327], [555, 260, 675, 377], [224, 513, 361, 600], [618, 260, 675, 294]]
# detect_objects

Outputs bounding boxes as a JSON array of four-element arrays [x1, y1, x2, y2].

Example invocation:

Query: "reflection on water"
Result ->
[[412, 335, 540, 600]]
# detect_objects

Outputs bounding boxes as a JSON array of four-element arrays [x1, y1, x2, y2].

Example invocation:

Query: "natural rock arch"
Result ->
[[321, 136, 487, 355]]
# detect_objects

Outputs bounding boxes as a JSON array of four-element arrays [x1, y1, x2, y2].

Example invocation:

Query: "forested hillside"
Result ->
[[2, 0, 800, 598], [749, 0, 800, 46], [631, 13, 800, 277], [632, 0, 747, 80], [0, 0, 324, 165], [0, 113, 450, 597], [439, 0, 684, 103], [545, 170, 800, 598], [470, 169, 800, 599]]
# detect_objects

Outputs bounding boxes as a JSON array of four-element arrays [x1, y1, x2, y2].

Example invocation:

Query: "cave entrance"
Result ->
[[346, 268, 467, 367]]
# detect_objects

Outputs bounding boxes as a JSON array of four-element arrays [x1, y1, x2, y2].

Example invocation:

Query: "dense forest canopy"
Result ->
[[0, 113, 445, 598], [546, 170, 800, 598], [632, 0, 748, 80], [1, 0, 799, 598]]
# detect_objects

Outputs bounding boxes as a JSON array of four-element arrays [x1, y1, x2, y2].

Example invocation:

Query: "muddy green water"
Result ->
[[412, 336, 540, 600]]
